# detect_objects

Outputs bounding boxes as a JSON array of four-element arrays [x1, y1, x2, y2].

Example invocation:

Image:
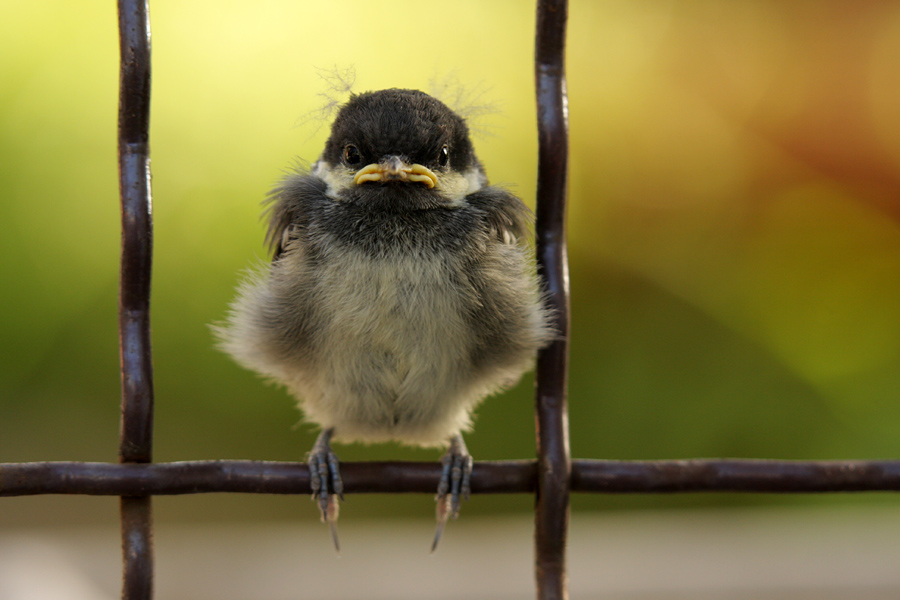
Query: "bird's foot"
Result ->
[[307, 427, 343, 553], [432, 434, 473, 552]]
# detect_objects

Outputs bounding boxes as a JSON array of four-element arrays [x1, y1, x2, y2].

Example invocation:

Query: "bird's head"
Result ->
[[313, 89, 486, 208]]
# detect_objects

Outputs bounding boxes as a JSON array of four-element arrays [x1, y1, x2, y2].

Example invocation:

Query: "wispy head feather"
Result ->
[[295, 68, 500, 141], [429, 73, 501, 139], [294, 66, 358, 138]]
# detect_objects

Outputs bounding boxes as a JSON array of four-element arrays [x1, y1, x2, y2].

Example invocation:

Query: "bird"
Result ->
[[217, 88, 554, 551]]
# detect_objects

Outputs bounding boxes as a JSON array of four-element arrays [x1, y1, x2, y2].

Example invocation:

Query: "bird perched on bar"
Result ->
[[217, 88, 553, 551]]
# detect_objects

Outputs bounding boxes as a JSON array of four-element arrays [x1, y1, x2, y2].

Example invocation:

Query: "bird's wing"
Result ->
[[465, 186, 534, 245], [264, 172, 328, 261]]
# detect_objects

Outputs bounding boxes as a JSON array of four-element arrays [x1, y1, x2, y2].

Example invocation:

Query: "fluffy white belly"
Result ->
[[291, 249, 479, 445]]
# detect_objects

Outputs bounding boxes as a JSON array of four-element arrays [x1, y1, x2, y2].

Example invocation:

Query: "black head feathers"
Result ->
[[322, 89, 477, 173]]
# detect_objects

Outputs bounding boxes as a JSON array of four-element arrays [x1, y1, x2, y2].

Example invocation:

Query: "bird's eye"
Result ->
[[438, 145, 450, 167], [343, 145, 361, 166]]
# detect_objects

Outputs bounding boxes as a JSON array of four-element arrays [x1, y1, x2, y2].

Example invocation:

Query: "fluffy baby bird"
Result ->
[[218, 88, 553, 550]]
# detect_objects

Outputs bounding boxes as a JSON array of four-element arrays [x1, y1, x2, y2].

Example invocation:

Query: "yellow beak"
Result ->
[[353, 159, 437, 189]]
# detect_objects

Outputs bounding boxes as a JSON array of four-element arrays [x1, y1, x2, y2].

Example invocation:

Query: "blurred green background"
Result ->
[[2, 0, 900, 527]]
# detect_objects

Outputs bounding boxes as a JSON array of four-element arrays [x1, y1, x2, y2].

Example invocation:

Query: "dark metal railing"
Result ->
[[533, 1, 571, 598], [117, 0, 155, 598], [1, 1, 899, 599], [5, 459, 900, 496]]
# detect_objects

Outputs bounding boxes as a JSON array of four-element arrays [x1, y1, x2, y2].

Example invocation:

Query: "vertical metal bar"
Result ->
[[120, 497, 154, 600], [533, 1, 571, 599], [117, 0, 154, 598]]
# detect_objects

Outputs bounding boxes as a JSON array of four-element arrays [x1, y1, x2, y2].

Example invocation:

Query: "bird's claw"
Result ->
[[432, 434, 472, 552], [307, 428, 342, 553]]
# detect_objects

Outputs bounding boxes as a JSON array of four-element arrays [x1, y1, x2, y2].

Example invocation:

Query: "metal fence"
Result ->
[[2, 1, 900, 599]]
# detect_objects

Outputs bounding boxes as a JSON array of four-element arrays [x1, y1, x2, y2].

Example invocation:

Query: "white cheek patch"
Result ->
[[313, 161, 356, 199], [435, 166, 486, 205], [315, 161, 486, 205]]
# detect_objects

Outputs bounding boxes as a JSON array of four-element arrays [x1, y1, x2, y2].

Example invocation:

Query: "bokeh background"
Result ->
[[3, 0, 900, 535]]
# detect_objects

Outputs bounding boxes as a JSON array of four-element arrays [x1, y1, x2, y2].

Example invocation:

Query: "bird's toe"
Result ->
[[432, 434, 472, 552], [307, 428, 342, 552]]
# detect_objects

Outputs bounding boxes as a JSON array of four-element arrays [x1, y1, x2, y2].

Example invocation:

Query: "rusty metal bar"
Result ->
[[0, 461, 535, 495], [570, 459, 900, 493], [534, 0, 571, 599], [121, 496, 153, 600], [6, 459, 900, 497], [117, 0, 154, 598]]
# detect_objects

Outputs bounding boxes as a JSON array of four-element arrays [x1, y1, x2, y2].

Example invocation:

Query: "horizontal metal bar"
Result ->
[[0, 460, 536, 496], [571, 459, 900, 493], [3, 459, 900, 497]]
